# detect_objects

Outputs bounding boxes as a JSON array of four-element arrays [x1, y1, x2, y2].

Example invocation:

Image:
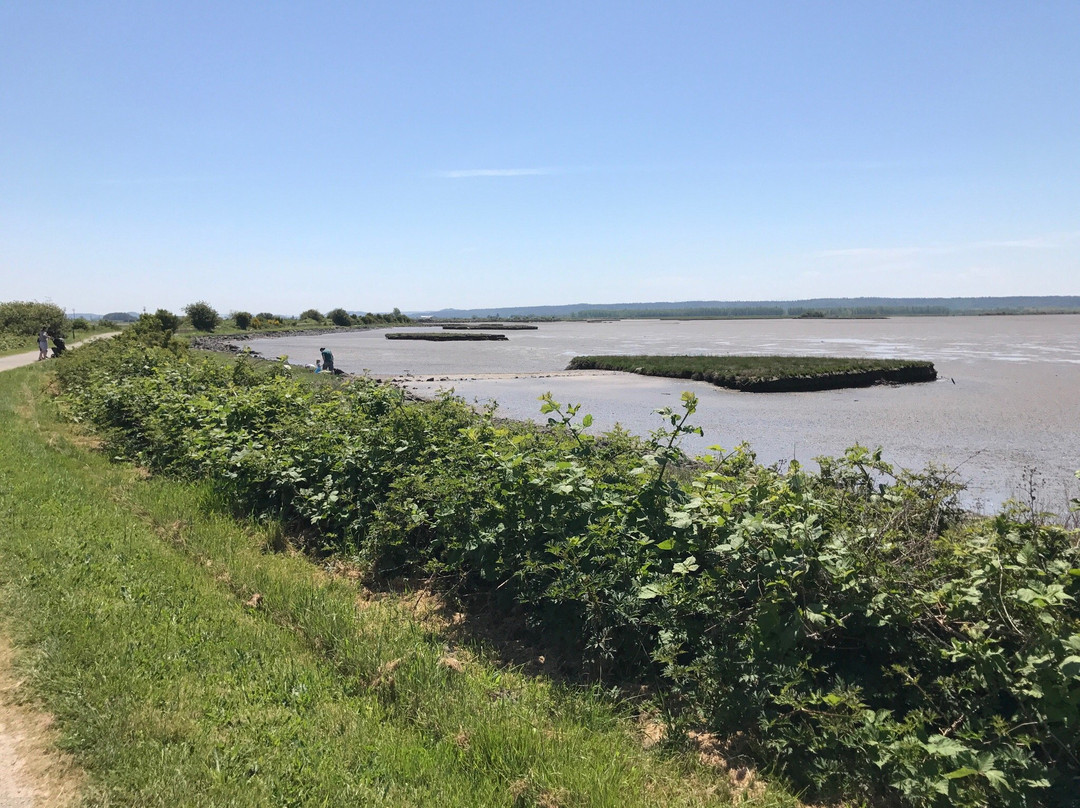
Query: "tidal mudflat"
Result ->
[[248, 315, 1080, 511]]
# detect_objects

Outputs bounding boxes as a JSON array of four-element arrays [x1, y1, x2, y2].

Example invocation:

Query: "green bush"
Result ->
[[154, 308, 181, 332], [55, 334, 1080, 808], [233, 311, 253, 330], [183, 301, 221, 332], [300, 308, 324, 322], [327, 308, 352, 326], [0, 300, 66, 335]]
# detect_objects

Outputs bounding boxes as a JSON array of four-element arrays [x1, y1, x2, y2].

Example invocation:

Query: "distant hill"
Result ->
[[100, 312, 139, 322], [413, 296, 1080, 319]]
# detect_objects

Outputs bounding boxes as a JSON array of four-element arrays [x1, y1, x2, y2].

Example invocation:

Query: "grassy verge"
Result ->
[[566, 355, 937, 391], [0, 363, 789, 807], [0, 333, 35, 357]]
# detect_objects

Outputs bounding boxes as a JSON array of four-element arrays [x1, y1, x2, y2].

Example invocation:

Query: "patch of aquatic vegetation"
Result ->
[[567, 354, 937, 391]]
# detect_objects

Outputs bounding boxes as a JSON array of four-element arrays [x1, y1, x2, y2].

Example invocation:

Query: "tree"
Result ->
[[154, 308, 181, 332], [0, 301, 66, 336], [300, 308, 324, 322], [256, 312, 277, 321], [327, 308, 352, 326], [233, 311, 253, 330], [183, 301, 221, 332]]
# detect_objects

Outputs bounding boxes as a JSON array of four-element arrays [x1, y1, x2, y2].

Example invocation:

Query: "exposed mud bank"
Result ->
[[189, 326, 382, 355], [441, 324, 538, 331], [386, 332, 508, 341]]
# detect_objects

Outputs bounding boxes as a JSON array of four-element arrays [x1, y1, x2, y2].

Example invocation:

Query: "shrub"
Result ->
[[233, 311, 253, 330], [153, 309, 181, 332], [327, 308, 352, 327], [0, 300, 66, 336], [54, 334, 1080, 808], [300, 308, 324, 322], [183, 301, 221, 332]]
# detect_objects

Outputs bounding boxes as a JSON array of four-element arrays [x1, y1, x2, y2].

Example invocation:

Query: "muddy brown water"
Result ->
[[248, 315, 1080, 512]]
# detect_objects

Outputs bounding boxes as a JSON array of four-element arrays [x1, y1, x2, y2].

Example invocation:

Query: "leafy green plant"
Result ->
[[53, 331, 1080, 808], [183, 300, 221, 332], [327, 308, 352, 326], [0, 299, 66, 335], [153, 308, 181, 332]]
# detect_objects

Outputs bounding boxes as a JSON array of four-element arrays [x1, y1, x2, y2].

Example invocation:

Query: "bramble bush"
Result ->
[[55, 329, 1080, 807]]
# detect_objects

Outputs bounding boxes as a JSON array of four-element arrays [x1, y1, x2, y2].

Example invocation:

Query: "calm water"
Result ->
[[249, 316, 1080, 511]]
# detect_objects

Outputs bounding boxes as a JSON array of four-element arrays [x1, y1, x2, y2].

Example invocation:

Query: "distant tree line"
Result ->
[[420, 295, 1080, 319], [569, 306, 786, 319], [787, 305, 951, 317], [151, 303, 416, 333]]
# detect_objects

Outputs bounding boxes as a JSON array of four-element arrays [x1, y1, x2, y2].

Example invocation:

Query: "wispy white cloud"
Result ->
[[435, 167, 560, 179]]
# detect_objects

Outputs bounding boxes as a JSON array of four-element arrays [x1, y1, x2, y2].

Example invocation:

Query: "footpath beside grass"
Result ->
[[0, 363, 787, 807], [566, 355, 937, 392]]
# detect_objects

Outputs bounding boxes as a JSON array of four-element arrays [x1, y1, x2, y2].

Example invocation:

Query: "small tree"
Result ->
[[0, 301, 66, 336], [154, 308, 181, 332], [183, 301, 221, 332], [233, 311, 253, 330], [300, 308, 324, 322], [327, 307, 352, 326]]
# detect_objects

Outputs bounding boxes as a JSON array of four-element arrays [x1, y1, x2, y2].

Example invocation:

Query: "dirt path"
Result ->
[[0, 334, 117, 373], [0, 638, 83, 808]]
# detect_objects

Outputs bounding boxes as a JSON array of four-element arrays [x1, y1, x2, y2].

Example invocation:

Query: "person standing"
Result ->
[[37, 328, 49, 360], [319, 347, 334, 373]]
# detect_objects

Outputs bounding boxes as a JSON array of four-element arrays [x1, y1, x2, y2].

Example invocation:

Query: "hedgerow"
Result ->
[[55, 327, 1080, 807]]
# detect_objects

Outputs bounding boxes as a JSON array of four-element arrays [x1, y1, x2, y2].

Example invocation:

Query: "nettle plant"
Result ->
[[54, 333, 1080, 808]]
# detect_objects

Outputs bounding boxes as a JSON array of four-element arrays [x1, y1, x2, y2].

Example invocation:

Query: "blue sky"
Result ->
[[2, 1, 1078, 315]]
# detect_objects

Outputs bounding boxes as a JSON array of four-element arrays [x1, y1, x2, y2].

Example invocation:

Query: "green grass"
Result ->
[[0, 332, 35, 356], [567, 354, 937, 391], [0, 363, 794, 807]]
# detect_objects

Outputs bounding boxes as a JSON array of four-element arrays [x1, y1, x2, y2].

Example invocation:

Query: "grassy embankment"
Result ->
[[12, 327, 1080, 807], [0, 362, 788, 806], [567, 355, 937, 392]]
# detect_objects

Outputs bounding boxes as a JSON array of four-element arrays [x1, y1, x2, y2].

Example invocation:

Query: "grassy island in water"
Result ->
[[567, 354, 937, 391]]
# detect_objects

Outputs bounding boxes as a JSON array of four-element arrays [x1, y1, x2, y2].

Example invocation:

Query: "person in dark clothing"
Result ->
[[51, 335, 66, 357], [319, 347, 334, 373]]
